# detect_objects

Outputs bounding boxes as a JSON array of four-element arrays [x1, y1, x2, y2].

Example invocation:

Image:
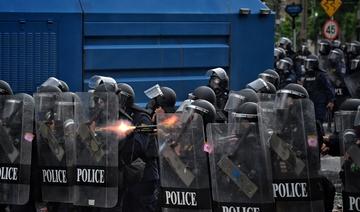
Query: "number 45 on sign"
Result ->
[[322, 19, 340, 40]]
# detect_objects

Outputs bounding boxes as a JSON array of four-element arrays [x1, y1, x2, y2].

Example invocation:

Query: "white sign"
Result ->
[[322, 19, 340, 40]]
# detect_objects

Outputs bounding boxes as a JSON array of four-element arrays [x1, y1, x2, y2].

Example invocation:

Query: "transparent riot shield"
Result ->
[[258, 99, 324, 212], [72, 92, 118, 208], [0, 94, 34, 205], [345, 72, 360, 98], [35, 92, 76, 203], [336, 109, 360, 211], [257, 93, 275, 102], [207, 122, 274, 211], [224, 91, 246, 112], [157, 113, 212, 211]]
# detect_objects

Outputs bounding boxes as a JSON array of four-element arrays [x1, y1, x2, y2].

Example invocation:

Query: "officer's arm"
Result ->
[[321, 73, 336, 103]]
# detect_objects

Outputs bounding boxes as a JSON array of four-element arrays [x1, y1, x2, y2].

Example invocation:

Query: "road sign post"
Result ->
[[285, 3, 303, 51]]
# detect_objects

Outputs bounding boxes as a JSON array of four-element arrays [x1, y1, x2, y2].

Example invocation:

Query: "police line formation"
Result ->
[[0, 37, 360, 212]]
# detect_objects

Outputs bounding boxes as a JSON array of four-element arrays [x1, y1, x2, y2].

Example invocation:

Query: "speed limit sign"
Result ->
[[322, 19, 340, 40]]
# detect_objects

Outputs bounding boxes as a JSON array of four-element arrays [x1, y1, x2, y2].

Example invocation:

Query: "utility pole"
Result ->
[[300, 0, 308, 43]]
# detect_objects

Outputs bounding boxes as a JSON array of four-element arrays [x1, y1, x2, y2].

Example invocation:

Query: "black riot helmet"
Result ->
[[276, 57, 293, 73], [258, 69, 280, 88], [318, 39, 332, 55], [339, 99, 360, 111], [350, 56, 360, 72], [116, 83, 135, 109], [206, 68, 229, 91], [304, 55, 319, 73], [328, 48, 344, 65], [39, 77, 69, 92], [246, 78, 276, 94], [231, 102, 258, 123], [300, 43, 311, 56], [274, 47, 286, 61], [189, 86, 216, 105], [278, 37, 292, 52], [59, 80, 70, 92], [347, 41, 360, 56], [88, 75, 117, 90], [277, 83, 309, 99], [154, 86, 177, 112], [0, 80, 13, 95], [185, 99, 216, 126], [275, 83, 309, 109], [332, 40, 341, 49], [94, 81, 117, 93], [224, 88, 259, 112]]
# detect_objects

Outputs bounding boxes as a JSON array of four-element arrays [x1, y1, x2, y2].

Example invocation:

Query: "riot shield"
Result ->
[[35, 92, 76, 203], [345, 72, 360, 98], [207, 122, 274, 211], [257, 93, 275, 102], [71, 92, 118, 208], [0, 94, 34, 205], [336, 109, 360, 211], [157, 113, 212, 211], [258, 99, 324, 212]]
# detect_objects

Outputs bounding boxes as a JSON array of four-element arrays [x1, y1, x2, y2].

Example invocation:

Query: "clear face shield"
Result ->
[[319, 43, 330, 54], [182, 104, 208, 124], [117, 91, 131, 109], [259, 73, 277, 86], [350, 59, 360, 71], [228, 112, 257, 129], [2, 98, 22, 120], [348, 43, 359, 55], [88, 75, 117, 90], [276, 59, 291, 71], [304, 58, 317, 72], [144, 84, 163, 99], [224, 91, 246, 112], [274, 90, 304, 110], [301, 45, 307, 54], [247, 78, 269, 93], [274, 48, 282, 60], [328, 50, 340, 63]]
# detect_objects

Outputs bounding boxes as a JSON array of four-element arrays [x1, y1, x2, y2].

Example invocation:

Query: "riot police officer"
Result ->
[[275, 57, 297, 88], [208, 102, 275, 211], [328, 48, 349, 111], [303, 55, 335, 128], [334, 99, 360, 211], [259, 69, 280, 89], [278, 37, 295, 60], [206, 67, 229, 110], [0, 80, 13, 212], [145, 86, 177, 122], [274, 47, 287, 68], [224, 88, 259, 115], [259, 83, 334, 212], [117, 82, 159, 212], [177, 85, 216, 112], [38, 77, 70, 93], [294, 43, 312, 81], [346, 41, 360, 74], [157, 98, 216, 211], [318, 39, 332, 71]]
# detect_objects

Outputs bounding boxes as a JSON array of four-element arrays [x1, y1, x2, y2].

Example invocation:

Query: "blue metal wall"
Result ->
[[0, 0, 274, 105], [0, 0, 83, 93]]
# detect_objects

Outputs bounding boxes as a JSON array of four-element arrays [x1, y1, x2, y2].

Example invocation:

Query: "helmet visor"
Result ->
[[224, 91, 246, 112]]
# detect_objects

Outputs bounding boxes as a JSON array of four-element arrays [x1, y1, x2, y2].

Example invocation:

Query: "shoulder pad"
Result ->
[[131, 104, 151, 117]]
